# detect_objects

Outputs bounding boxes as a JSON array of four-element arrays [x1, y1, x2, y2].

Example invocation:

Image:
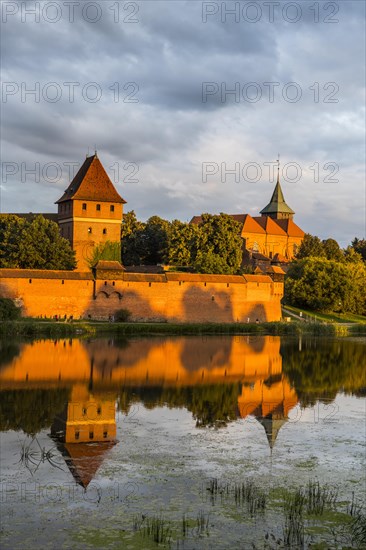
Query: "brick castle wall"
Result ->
[[0, 270, 283, 322]]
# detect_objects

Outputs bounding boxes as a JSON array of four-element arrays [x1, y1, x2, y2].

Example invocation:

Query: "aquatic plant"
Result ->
[[306, 480, 338, 515], [136, 514, 172, 545], [196, 510, 210, 537], [283, 488, 305, 548], [233, 480, 267, 516]]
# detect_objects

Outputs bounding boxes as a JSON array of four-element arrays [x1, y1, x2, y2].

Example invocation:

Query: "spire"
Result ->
[[260, 155, 295, 220]]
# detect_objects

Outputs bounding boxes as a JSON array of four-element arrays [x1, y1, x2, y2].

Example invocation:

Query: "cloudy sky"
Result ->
[[1, 0, 365, 246]]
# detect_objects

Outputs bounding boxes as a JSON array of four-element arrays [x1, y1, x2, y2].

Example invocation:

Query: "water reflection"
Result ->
[[0, 335, 365, 486]]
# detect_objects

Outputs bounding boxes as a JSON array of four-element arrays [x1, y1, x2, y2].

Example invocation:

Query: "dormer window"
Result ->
[[82, 203, 87, 211], [96, 204, 101, 211]]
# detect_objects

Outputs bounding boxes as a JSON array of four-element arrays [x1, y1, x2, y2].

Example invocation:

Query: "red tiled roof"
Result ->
[[273, 219, 305, 237], [124, 265, 165, 274], [243, 275, 272, 283], [267, 266, 286, 274], [252, 216, 288, 236], [166, 273, 245, 284], [56, 155, 126, 204], [124, 273, 166, 283], [94, 261, 125, 271], [190, 215, 203, 224], [241, 214, 266, 234], [272, 253, 289, 263], [0, 269, 92, 280], [190, 213, 265, 235], [251, 251, 271, 261]]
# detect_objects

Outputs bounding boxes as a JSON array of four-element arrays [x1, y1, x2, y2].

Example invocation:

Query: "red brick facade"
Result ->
[[0, 269, 283, 322]]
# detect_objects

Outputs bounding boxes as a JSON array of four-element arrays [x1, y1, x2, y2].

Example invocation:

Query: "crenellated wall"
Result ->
[[0, 269, 283, 322]]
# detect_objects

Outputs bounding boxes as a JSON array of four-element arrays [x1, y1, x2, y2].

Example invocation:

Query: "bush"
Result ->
[[114, 308, 132, 322], [0, 298, 21, 321]]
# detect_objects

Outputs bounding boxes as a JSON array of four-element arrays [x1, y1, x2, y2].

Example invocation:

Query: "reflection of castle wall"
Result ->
[[0, 270, 283, 322], [51, 384, 116, 443], [0, 336, 283, 388]]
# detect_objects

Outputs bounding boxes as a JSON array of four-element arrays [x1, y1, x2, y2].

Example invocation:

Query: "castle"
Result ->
[[191, 169, 305, 270], [0, 153, 305, 322]]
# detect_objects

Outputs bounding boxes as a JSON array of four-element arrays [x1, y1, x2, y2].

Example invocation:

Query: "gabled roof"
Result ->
[[260, 179, 294, 216], [56, 154, 126, 204], [241, 214, 266, 235], [93, 260, 125, 271], [190, 213, 265, 235], [190, 215, 203, 224], [273, 219, 305, 238], [267, 266, 286, 274], [272, 253, 289, 263], [252, 216, 288, 236]]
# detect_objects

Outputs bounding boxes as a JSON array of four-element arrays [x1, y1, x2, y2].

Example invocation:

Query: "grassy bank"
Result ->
[[1, 319, 365, 338], [283, 304, 366, 324]]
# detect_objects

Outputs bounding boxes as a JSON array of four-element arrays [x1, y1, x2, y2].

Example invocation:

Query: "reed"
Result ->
[[306, 480, 338, 515]]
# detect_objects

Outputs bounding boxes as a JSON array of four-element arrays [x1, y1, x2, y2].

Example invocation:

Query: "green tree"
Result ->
[[121, 210, 144, 239], [0, 214, 27, 268], [142, 216, 170, 264], [88, 241, 122, 268], [0, 214, 76, 270], [322, 238, 344, 262], [351, 238, 366, 262], [193, 213, 243, 274], [121, 211, 146, 265], [19, 215, 76, 269], [295, 234, 326, 259], [0, 298, 21, 321], [121, 214, 170, 266], [344, 246, 363, 263], [166, 220, 200, 266], [285, 257, 354, 312]]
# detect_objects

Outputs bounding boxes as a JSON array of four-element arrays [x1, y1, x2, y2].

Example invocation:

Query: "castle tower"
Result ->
[[56, 154, 126, 271], [260, 164, 295, 220]]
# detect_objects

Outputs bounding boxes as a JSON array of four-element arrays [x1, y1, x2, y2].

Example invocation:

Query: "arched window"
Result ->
[[88, 227, 92, 234], [103, 228, 107, 235]]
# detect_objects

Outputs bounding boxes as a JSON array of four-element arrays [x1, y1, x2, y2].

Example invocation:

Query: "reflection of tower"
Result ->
[[238, 374, 298, 449], [51, 384, 117, 487]]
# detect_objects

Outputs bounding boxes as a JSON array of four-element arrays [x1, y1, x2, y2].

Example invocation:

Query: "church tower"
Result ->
[[56, 154, 126, 271], [260, 162, 295, 220]]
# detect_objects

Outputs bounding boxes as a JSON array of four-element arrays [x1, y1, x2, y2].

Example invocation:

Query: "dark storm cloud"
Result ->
[[0, 0, 365, 245]]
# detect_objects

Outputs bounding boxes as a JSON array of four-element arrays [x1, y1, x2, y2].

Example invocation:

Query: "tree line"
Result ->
[[120, 211, 243, 274]]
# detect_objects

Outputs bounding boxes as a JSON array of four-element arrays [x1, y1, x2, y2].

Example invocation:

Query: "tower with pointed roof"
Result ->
[[56, 154, 126, 270], [260, 161, 295, 220]]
